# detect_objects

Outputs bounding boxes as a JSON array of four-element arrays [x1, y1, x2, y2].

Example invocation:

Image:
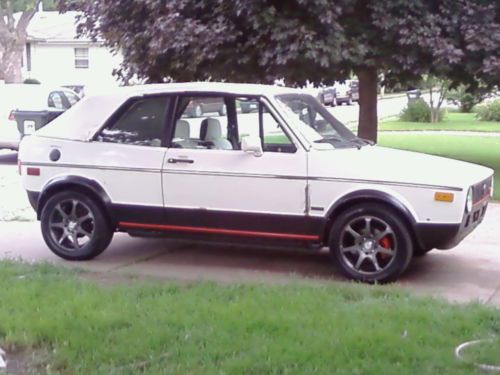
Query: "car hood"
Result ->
[[308, 145, 493, 189]]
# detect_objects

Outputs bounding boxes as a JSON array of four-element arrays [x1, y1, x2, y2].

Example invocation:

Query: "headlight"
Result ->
[[465, 187, 473, 213]]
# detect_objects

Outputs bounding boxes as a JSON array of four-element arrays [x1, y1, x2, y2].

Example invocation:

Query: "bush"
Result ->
[[399, 99, 444, 123], [23, 78, 41, 84], [475, 99, 500, 122], [446, 85, 486, 113]]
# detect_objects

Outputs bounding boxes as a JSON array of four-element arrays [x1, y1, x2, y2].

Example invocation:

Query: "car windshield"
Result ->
[[274, 93, 366, 149]]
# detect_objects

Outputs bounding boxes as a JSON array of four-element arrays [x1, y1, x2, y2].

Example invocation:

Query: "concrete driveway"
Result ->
[[0, 202, 499, 306]]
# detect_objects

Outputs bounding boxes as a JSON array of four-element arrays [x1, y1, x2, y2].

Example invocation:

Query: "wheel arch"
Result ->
[[322, 189, 419, 246], [37, 175, 114, 226]]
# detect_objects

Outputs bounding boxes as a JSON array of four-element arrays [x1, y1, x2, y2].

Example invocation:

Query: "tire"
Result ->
[[41, 191, 113, 261], [329, 203, 413, 283]]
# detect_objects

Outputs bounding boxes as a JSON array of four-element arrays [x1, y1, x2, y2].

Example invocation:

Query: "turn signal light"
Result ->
[[434, 192, 454, 202]]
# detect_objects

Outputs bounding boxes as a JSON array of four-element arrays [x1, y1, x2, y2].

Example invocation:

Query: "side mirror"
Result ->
[[241, 136, 263, 157]]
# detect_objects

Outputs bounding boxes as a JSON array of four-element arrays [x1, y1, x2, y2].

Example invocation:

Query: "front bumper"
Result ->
[[415, 176, 492, 251], [415, 199, 489, 251]]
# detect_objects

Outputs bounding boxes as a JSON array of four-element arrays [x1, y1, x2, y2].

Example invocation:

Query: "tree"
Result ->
[[60, 0, 500, 142], [0, 0, 52, 82], [420, 76, 449, 123], [446, 84, 490, 113]]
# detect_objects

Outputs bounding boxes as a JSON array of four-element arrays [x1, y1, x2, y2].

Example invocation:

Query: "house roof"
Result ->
[[25, 11, 94, 44]]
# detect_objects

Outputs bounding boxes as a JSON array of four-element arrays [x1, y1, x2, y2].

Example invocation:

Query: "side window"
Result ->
[[172, 96, 232, 150], [236, 98, 295, 153], [64, 91, 80, 107], [48, 92, 65, 109], [97, 96, 169, 147]]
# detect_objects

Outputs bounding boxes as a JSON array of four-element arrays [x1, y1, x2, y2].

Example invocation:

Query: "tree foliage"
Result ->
[[60, 0, 500, 141]]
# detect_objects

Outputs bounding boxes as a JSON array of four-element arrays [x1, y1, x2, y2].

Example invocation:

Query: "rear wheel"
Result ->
[[329, 203, 413, 283], [41, 191, 113, 261]]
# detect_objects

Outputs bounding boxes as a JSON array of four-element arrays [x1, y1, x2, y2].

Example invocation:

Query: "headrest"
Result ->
[[200, 118, 222, 140], [175, 120, 190, 139]]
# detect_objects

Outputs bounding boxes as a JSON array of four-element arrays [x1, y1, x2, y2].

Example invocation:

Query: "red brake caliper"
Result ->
[[379, 236, 392, 259]]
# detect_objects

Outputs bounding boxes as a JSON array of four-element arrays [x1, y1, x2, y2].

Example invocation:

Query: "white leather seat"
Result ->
[[200, 118, 233, 150], [173, 119, 198, 148]]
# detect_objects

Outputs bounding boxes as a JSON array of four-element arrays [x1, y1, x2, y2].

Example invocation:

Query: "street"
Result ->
[[0, 158, 499, 306]]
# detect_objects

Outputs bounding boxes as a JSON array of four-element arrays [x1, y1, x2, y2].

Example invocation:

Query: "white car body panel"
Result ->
[[163, 148, 307, 215], [21, 137, 165, 207]]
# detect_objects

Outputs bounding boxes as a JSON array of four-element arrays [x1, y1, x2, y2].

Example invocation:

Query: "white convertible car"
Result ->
[[19, 83, 493, 282]]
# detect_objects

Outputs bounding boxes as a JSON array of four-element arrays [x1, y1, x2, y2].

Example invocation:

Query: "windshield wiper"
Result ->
[[357, 138, 376, 146], [314, 136, 362, 149], [314, 136, 346, 144]]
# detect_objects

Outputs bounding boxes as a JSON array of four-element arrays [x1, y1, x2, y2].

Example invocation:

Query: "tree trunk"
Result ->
[[0, 42, 25, 83], [356, 67, 378, 142]]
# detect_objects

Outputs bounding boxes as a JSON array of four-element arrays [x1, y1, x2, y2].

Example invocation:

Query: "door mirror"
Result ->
[[241, 136, 263, 157]]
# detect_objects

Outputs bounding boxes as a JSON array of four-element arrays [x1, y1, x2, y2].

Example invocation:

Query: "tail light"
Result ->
[[8, 111, 16, 121]]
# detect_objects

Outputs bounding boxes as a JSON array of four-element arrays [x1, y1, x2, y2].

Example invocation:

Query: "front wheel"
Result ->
[[41, 191, 113, 261], [329, 203, 413, 283]]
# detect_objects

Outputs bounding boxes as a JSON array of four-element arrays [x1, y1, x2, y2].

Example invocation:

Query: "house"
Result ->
[[21, 11, 123, 92]]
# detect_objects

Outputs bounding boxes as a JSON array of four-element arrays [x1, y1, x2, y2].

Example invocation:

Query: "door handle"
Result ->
[[168, 158, 194, 164]]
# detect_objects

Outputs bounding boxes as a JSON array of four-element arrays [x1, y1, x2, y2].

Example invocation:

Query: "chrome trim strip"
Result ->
[[21, 162, 161, 173], [162, 169, 306, 181], [309, 176, 463, 192], [22, 161, 463, 191]]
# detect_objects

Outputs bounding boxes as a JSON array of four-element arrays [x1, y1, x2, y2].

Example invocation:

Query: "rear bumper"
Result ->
[[27, 191, 40, 212], [414, 200, 489, 251], [0, 138, 20, 150]]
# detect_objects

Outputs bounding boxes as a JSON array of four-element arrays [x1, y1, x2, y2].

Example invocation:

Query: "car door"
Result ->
[[83, 95, 172, 225], [161, 94, 320, 242]]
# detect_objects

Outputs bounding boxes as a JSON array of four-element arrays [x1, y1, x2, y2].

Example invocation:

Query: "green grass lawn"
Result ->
[[379, 112, 500, 132], [0, 261, 499, 374], [379, 134, 500, 200]]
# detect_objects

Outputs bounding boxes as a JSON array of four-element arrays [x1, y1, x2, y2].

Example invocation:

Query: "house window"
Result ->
[[74, 48, 89, 69]]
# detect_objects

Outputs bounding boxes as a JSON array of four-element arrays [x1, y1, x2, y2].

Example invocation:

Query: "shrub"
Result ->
[[399, 99, 444, 123], [475, 99, 500, 122], [23, 78, 41, 84], [446, 85, 486, 113]]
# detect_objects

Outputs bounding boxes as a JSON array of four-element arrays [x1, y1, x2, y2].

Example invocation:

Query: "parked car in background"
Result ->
[[333, 82, 354, 105], [185, 97, 226, 117], [0, 84, 80, 150], [62, 85, 86, 98], [19, 82, 493, 283], [319, 86, 336, 106], [347, 80, 359, 102]]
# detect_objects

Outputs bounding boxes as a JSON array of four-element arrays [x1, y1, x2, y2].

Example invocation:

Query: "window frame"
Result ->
[[167, 93, 236, 149], [168, 92, 300, 154], [74, 47, 89, 69], [92, 94, 176, 148]]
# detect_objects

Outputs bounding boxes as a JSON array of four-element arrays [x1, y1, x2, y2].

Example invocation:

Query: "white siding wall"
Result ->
[[22, 43, 122, 90]]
